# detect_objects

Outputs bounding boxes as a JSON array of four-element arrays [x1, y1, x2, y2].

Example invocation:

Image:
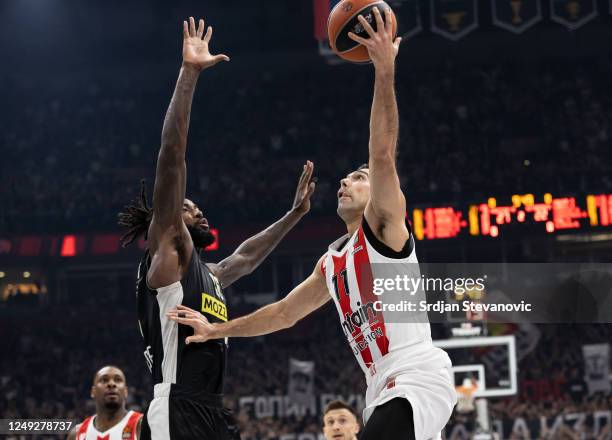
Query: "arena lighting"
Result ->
[[412, 192, 600, 240], [60, 235, 77, 257], [0, 271, 5, 278], [23, 271, 31, 278]]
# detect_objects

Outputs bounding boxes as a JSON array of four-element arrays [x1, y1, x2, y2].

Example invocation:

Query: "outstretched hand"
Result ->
[[166, 304, 216, 344], [182, 17, 230, 72], [291, 161, 316, 215], [347, 7, 401, 73]]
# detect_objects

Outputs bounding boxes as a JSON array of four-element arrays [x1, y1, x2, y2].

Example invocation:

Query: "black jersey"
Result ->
[[136, 247, 228, 393]]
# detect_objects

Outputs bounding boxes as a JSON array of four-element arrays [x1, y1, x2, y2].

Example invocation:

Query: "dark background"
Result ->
[[1, 1, 612, 439]]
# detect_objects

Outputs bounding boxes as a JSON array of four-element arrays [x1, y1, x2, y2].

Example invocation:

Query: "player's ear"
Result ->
[[90, 386, 95, 399], [123, 386, 129, 398]]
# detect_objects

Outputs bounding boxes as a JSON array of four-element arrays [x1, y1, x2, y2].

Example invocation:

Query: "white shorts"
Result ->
[[363, 343, 457, 440]]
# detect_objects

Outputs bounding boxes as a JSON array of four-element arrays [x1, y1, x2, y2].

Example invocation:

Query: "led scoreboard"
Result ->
[[410, 193, 612, 240]]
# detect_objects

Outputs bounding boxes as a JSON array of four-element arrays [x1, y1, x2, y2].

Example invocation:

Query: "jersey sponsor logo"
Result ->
[[201, 293, 228, 321], [352, 327, 384, 355], [341, 300, 377, 336]]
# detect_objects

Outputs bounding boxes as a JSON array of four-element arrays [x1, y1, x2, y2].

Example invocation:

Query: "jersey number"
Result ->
[[332, 269, 350, 301]]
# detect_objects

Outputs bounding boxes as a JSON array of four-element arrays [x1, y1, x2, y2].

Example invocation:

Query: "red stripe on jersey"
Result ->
[[320, 254, 327, 277], [126, 412, 142, 440], [355, 227, 390, 356], [332, 253, 374, 367], [77, 417, 92, 440]]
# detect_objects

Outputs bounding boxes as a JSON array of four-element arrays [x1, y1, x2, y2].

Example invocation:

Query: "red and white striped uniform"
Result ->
[[322, 221, 456, 440], [76, 411, 142, 440], [322, 222, 432, 373]]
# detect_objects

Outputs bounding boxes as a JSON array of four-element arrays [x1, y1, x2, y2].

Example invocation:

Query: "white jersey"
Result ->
[[322, 219, 456, 439], [76, 410, 142, 440], [322, 218, 433, 375]]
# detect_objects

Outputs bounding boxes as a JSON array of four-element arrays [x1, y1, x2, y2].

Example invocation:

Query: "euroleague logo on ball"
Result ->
[[342, 2, 354, 13]]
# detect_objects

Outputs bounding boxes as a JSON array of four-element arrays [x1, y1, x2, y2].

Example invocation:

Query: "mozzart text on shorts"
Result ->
[[373, 300, 533, 313]]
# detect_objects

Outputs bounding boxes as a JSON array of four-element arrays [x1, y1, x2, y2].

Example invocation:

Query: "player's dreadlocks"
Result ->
[[118, 180, 153, 247]]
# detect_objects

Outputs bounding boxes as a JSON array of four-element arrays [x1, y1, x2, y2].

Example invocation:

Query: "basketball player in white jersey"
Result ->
[[67, 366, 142, 440], [166, 7, 456, 439]]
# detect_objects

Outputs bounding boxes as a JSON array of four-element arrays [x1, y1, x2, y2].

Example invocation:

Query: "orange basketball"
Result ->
[[327, 0, 398, 63]]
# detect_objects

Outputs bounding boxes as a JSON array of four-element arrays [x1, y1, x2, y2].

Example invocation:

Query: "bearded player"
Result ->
[[118, 17, 315, 440], [66, 366, 142, 440], [166, 8, 455, 440]]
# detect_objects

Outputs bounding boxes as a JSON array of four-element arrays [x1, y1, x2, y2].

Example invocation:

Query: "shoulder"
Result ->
[[361, 215, 414, 259], [316, 254, 326, 277], [66, 425, 79, 440], [67, 418, 88, 440]]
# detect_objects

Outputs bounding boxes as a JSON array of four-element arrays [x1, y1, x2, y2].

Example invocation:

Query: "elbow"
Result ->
[[159, 143, 185, 161], [276, 302, 297, 330]]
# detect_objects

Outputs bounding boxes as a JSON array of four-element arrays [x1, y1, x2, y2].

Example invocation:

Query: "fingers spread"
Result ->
[[372, 7, 384, 33], [189, 16, 196, 37], [348, 32, 369, 46], [183, 21, 189, 39], [204, 26, 213, 43], [307, 182, 316, 196], [212, 54, 230, 65], [385, 8, 393, 36], [197, 19, 205, 38], [357, 14, 375, 38], [167, 316, 199, 326]]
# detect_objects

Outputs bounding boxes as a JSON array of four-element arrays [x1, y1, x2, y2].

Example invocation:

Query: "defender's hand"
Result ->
[[347, 7, 401, 73], [166, 304, 217, 344], [291, 161, 316, 215], [182, 17, 230, 72]]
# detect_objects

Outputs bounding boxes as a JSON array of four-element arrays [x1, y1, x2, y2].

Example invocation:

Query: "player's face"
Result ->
[[182, 199, 208, 231], [337, 169, 370, 220], [182, 199, 215, 248], [323, 409, 360, 440], [90, 367, 128, 411]]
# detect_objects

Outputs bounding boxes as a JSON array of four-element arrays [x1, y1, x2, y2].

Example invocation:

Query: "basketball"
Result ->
[[327, 0, 398, 63]]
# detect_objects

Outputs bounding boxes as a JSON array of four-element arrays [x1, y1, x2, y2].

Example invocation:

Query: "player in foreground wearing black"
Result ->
[[118, 17, 315, 440]]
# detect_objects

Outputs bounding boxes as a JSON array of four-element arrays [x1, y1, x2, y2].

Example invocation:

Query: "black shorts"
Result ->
[[140, 383, 240, 440], [360, 398, 416, 440]]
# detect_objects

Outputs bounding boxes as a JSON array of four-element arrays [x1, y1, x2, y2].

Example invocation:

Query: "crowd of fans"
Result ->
[[2, 56, 612, 235], [1, 292, 610, 439]]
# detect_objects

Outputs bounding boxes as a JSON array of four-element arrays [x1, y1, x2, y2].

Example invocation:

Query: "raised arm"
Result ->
[[167, 256, 330, 343], [208, 161, 316, 287], [147, 17, 229, 287], [348, 8, 408, 251]]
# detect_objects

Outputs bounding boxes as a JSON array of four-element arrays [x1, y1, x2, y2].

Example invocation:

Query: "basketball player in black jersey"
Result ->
[[118, 17, 315, 440]]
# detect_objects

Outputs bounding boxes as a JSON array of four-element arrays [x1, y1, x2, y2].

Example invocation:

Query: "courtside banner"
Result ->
[[550, 0, 598, 30], [492, 0, 542, 34], [430, 0, 478, 41], [390, 0, 422, 39]]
